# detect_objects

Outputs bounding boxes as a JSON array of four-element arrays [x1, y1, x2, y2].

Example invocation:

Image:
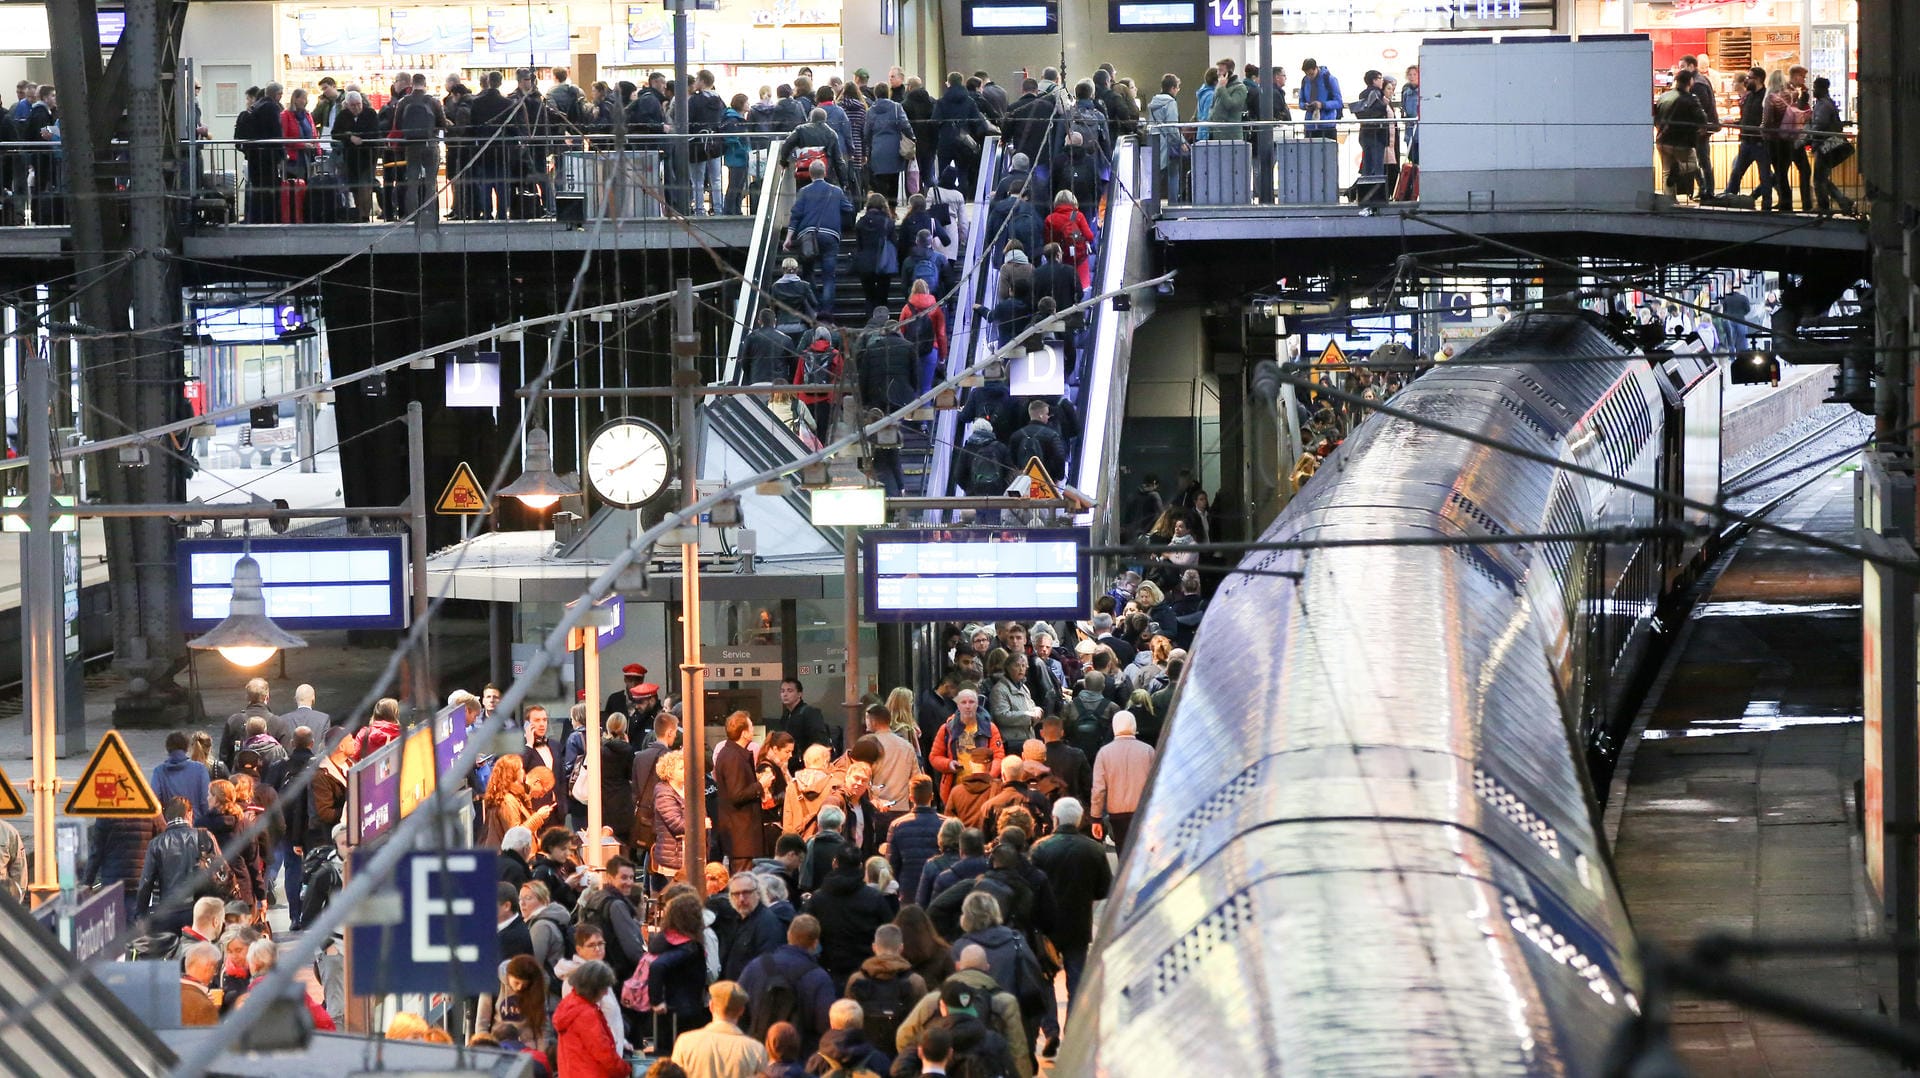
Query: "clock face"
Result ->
[[585, 418, 673, 509]]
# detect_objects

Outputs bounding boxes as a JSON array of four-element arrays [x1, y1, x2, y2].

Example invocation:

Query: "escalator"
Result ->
[[926, 135, 1151, 544], [923, 137, 1006, 509]]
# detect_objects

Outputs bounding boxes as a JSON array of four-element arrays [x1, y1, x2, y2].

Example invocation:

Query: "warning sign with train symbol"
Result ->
[[64, 730, 161, 817], [436, 461, 491, 515]]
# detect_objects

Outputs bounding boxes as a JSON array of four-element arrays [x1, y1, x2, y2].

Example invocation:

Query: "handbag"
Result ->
[[878, 240, 900, 275], [1817, 136, 1854, 165], [899, 135, 917, 160], [954, 131, 979, 159], [799, 230, 820, 259], [569, 756, 593, 804], [194, 831, 237, 901], [905, 159, 921, 195]]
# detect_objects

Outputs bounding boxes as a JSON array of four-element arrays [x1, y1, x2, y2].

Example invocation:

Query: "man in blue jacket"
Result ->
[[737, 913, 839, 1052], [150, 731, 211, 823], [1299, 58, 1343, 139], [784, 160, 854, 316], [886, 775, 945, 903]]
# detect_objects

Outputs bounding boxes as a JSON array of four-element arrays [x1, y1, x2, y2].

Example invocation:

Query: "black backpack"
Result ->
[[848, 973, 916, 1054], [800, 337, 840, 386], [748, 963, 803, 1040], [968, 439, 1006, 491], [398, 93, 438, 140]]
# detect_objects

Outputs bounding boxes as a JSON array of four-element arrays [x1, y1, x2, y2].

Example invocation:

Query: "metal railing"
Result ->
[[172, 130, 781, 226], [926, 135, 1004, 505]]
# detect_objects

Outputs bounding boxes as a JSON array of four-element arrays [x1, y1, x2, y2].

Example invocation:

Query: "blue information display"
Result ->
[[863, 527, 1088, 623], [348, 739, 402, 845], [1204, 0, 1242, 34], [178, 536, 409, 632], [349, 850, 500, 996]]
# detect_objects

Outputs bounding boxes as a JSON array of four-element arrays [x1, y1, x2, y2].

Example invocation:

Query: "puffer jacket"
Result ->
[[652, 781, 687, 876], [806, 868, 895, 986], [884, 807, 944, 902]]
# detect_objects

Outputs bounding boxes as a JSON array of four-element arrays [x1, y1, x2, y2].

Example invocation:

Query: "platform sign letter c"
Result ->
[[411, 854, 480, 962]]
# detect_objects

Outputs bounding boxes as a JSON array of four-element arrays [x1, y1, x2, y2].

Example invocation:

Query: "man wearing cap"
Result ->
[[606, 663, 650, 719], [895, 944, 1025, 1078]]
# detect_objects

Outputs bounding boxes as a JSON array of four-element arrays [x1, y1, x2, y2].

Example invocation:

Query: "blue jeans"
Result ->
[[694, 157, 723, 214], [1723, 141, 1771, 197], [812, 247, 840, 314], [277, 838, 304, 923]]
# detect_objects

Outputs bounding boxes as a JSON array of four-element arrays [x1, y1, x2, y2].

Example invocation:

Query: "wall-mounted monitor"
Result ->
[[863, 527, 1087, 623], [961, 0, 1056, 35], [1110, 0, 1200, 32], [179, 535, 410, 631]]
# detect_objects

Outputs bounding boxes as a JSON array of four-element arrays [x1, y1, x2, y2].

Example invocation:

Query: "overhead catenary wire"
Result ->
[[170, 267, 1174, 1076]]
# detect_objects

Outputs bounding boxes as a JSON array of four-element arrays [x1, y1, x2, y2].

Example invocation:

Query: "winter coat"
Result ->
[[864, 98, 914, 175], [1147, 92, 1182, 168], [859, 330, 920, 414], [135, 819, 215, 920], [631, 741, 673, 849], [782, 119, 849, 183], [1005, 92, 1060, 166], [1063, 690, 1115, 760], [715, 739, 767, 862], [932, 84, 992, 155], [203, 810, 262, 907], [87, 814, 162, 896], [949, 924, 1036, 1004], [1029, 824, 1112, 951], [806, 869, 896, 986], [738, 944, 838, 1052], [654, 781, 689, 876], [845, 952, 928, 1034], [788, 177, 854, 243], [742, 325, 797, 385], [1209, 77, 1249, 141], [1043, 740, 1092, 807], [646, 931, 710, 1017], [985, 675, 1039, 746], [722, 902, 786, 980], [928, 717, 1006, 803], [900, 292, 948, 360], [1007, 420, 1069, 489], [852, 208, 897, 275], [946, 773, 999, 832], [784, 766, 839, 838], [555, 990, 628, 1078], [884, 808, 944, 903], [809, 1027, 891, 1076], [1299, 68, 1344, 135], [979, 781, 1051, 841], [528, 900, 573, 982], [599, 737, 637, 841]]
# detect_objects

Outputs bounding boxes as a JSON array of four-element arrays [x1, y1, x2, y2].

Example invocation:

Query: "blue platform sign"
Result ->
[[349, 850, 500, 996], [348, 739, 402, 845], [1205, 0, 1242, 35]]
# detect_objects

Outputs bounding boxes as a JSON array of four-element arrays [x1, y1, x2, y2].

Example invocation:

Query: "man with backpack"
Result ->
[[688, 70, 728, 214], [780, 107, 850, 187], [1299, 58, 1344, 139], [394, 73, 446, 222], [845, 924, 928, 1055], [893, 948, 1026, 1078], [737, 913, 838, 1054], [574, 856, 649, 985], [785, 159, 855, 319], [960, 417, 1013, 519]]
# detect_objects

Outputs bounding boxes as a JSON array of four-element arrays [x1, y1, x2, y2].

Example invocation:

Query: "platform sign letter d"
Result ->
[[411, 854, 480, 962]]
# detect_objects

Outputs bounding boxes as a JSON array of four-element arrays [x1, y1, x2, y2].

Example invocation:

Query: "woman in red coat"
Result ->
[[554, 959, 628, 1078], [1044, 190, 1096, 291], [278, 87, 321, 222]]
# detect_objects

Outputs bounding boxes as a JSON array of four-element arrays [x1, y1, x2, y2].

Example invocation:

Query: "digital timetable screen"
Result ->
[[178, 535, 410, 631], [863, 527, 1089, 623], [961, 0, 1056, 34], [1110, 0, 1201, 31]]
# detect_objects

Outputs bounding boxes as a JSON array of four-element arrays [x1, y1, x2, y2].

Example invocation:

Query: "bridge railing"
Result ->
[[1144, 117, 1863, 213]]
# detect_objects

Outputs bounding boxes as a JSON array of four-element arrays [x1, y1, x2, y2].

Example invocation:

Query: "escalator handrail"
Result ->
[[924, 137, 1005, 506], [722, 138, 789, 384], [1076, 137, 1141, 545]]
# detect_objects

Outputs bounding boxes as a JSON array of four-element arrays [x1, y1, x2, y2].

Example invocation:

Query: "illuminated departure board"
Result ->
[[863, 528, 1088, 622]]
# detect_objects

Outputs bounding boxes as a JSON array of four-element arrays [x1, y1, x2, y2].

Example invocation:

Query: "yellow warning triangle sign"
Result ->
[[65, 730, 161, 817], [0, 765, 23, 816], [1313, 340, 1347, 382], [436, 461, 491, 515], [1021, 456, 1059, 500]]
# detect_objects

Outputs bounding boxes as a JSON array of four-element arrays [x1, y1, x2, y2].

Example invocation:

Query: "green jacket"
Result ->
[[1208, 77, 1249, 141]]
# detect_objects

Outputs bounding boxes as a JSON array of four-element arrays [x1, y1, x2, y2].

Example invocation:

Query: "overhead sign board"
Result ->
[[566, 593, 626, 651], [65, 730, 160, 817], [398, 724, 437, 821], [863, 527, 1088, 623], [349, 850, 501, 996], [1110, 0, 1201, 31], [1205, 0, 1242, 34], [436, 462, 491, 515], [433, 701, 475, 780], [960, 0, 1056, 34], [348, 738, 402, 845], [179, 536, 410, 632], [445, 351, 502, 408]]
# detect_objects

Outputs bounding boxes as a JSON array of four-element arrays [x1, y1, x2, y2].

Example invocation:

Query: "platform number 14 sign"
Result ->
[[1207, 0, 1243, 35]]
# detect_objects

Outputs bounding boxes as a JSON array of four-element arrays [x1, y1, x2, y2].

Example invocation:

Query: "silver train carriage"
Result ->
[[1061, 311, 1721, 1076]]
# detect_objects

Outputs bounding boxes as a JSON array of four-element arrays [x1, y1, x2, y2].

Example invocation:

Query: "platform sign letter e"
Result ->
[[413, 854, 480, 963]]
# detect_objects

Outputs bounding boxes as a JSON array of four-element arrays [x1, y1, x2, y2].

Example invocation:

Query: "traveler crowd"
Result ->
[[1655, 56, 1857, 216], [86, 593, 1199, 1077]]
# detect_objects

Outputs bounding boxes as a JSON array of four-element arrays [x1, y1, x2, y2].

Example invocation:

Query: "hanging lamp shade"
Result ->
[[188, 554, 307, 668], [499, 427, 580, 511]]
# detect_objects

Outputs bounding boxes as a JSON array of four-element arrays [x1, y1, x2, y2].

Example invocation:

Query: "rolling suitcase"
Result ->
[[307, 158, 346, 223], [1698, 191, 1754, 210]]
